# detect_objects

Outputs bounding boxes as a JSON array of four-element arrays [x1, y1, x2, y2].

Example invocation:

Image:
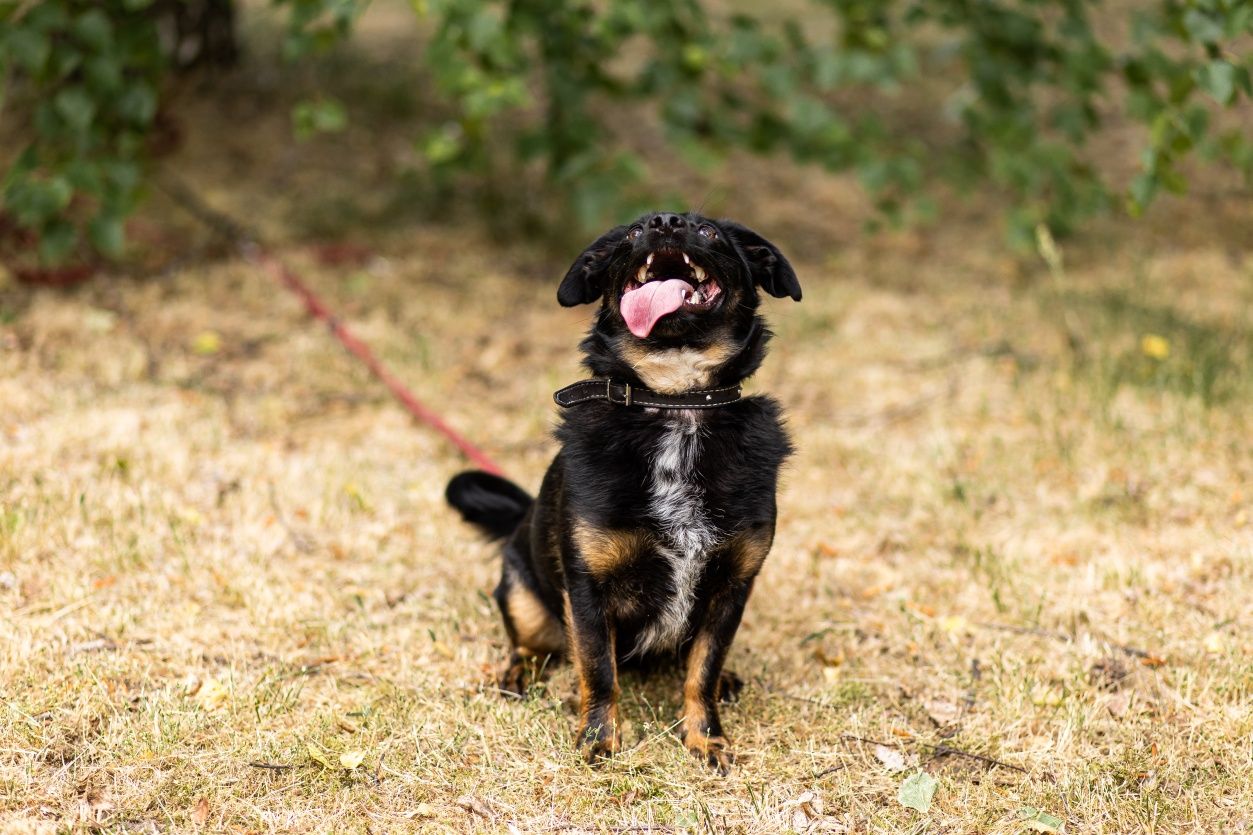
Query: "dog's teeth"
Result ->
[[682, 253, 691, 266], [692, 290, 705, 304], [693, 265, 706, 282], [637, 266, 648, 283], [646, 253, 654, 266]]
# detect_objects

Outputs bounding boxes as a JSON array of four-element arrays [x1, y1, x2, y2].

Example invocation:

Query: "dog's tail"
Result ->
[[445, 470, 533, 541]]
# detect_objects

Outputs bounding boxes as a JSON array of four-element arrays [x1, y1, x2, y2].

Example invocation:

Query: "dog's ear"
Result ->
[[722, 221, 802, 302], [558, 225, 630, 307]]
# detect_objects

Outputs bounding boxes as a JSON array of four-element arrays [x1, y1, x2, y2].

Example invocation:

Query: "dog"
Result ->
[[446, 211, 800, 773]]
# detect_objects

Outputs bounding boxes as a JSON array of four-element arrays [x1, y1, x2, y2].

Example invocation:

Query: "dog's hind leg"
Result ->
[[493, 553, 564, 695]]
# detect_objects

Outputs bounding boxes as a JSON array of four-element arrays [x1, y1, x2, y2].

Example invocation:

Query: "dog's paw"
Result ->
[[679, 718, 736, 776], [496, 652, 555, 697], [685, 732, 736, 776], [575, 720, 621, 764], [496, 650, 543, 696], [718, 669, 745, 703]]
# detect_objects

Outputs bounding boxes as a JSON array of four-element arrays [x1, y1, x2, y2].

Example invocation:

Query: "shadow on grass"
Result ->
[[1043, 285, 1252, 409]]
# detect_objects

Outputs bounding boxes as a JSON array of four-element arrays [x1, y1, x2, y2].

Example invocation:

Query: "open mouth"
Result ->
[[623, 251, 722, 307], [619, 250, 722, 338]]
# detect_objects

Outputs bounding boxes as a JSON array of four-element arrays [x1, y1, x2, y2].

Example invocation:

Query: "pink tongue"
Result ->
[[620, 279, 691, 338]]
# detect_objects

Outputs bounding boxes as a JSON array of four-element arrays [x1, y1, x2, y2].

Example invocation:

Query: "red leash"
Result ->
[[160, 175, 504, 476], [250, 247, 506, 477]]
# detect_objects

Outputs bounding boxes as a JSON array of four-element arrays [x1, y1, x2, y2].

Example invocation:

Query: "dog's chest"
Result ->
[[633, 415, 720, 653], [648, 416, 716, 553]]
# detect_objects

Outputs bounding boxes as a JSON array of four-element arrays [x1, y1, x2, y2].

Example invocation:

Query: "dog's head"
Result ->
[[558, 212, 801, 343]]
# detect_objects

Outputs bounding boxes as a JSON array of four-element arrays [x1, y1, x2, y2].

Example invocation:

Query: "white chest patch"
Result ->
[[635, 416, 719, 654]]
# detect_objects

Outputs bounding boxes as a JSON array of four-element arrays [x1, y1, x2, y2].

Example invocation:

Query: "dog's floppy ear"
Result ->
[[722, 221, 802, 301], [558, 225, 630, 307]]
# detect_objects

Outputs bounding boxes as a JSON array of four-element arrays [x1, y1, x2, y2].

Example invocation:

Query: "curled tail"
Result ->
[[445, 470, 532, 540]]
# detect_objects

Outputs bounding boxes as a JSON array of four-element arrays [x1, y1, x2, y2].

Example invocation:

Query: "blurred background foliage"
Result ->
[[1, 0, 1251, 263]]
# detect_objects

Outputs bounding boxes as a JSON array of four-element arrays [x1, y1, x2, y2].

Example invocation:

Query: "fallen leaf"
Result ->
[[875, 745, 907, 772], [194, 677, 229, 710], [1049, 551, 1081, 567], [1105, 692, 1130, 718], [78, 788, 114, 822], [306, 742, 331, 768], [1139, 655, 1167, 669], [192, 797, 210, 826], [192, 330, 222, 355], [1140, 334, 1169, 360], [791, 790, 823, 830], [812, 647, 844, 667], [1017, 805, 1065, 832], [908, 601, 937, 618], [898, 771, 937, 813], [891, 727, 914, 739], [1203, 632, 1225, 655], [924, 698, 961, 726], [339, 750, 365, 770], [456, 795, 493, 819]]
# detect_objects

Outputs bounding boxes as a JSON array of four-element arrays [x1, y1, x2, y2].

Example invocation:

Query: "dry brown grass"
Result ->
[[3, 4, 1253, 832]]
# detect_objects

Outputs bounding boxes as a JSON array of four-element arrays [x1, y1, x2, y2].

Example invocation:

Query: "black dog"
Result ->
[[446, 212, 800, 773]]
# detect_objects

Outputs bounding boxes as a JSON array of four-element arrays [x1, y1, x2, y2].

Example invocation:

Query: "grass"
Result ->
[[2, 207, 1250, 833], [3, 5, 1253, 833]]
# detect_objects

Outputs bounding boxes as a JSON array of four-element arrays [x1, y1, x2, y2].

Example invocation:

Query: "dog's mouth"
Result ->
[[620, 250, 723, 338]]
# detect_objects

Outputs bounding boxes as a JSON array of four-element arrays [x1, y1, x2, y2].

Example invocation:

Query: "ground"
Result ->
[[2, 5, 1253, 834]]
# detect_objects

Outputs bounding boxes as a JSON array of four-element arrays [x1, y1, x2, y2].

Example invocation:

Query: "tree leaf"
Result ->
[[306, 742, 331, 768], [38, 219, 77, 264], [1017, 806, 1064, 832], [88, 212, 126, 257], [339, 750, 366, 770], [898, 771, 937, 813], [54, 87, 96, 132], [292, 98, 348, 140], [1196, 61, 1237, 106]]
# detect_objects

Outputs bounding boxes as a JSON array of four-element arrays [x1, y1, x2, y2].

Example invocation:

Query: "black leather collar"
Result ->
[[554, 378, 742, 410]]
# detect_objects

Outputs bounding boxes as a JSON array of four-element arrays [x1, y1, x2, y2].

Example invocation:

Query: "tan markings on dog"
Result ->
[[572, 522, 651, 577], [619, 341, 734, 394], [564, 592, 586, 709], [725, 525, 774, 582], [507, 584, 564, 656], [680, 633, 735, 771], [683, 631, 713, 725]]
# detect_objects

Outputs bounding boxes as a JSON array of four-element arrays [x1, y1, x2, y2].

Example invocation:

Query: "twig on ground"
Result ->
[[974, 622, 1165, 664], [840, 733, 1028, 775], [248, 762, 293, 771], [974, 621, 1072, 642], [267, 481, 317, 554], [812, 762, 850, 779], [926, 744, 1028, 774]]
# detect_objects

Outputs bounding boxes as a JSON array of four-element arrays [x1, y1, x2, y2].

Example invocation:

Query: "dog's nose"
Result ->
[[647, 213, 687, 234]]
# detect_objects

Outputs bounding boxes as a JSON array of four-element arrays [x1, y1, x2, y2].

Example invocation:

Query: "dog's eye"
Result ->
[[627, 226, 643, 241], [698, 224, 717, 240]]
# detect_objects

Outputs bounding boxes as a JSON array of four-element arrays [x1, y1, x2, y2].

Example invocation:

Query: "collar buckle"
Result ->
[[606, 380, 632, 406]]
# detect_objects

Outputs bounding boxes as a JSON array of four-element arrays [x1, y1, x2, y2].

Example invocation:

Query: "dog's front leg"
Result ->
[[564, 579, 620, 762], [681, 577, 752, 775]]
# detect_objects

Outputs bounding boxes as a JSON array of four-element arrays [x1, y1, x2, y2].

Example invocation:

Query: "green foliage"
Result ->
[[2, 0, 1252, 261], [1, 0, 160, 262]]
